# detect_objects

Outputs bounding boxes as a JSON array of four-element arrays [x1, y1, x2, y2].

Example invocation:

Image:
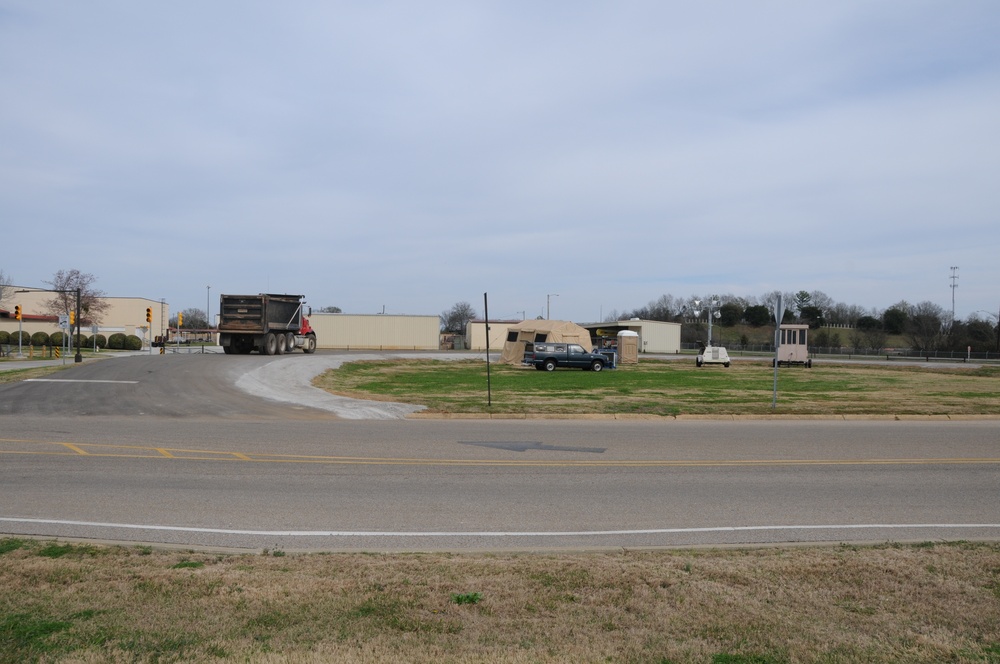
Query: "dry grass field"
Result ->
[[313, 359, 1000, 417], [2, 538, 999, 663]]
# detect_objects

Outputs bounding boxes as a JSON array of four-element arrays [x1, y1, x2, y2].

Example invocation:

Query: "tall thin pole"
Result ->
[[484, 292, 491, 407], [950, 266, 959, 323], [74, 288, 82, 363]]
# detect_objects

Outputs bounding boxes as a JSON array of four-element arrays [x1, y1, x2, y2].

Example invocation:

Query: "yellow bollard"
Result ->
[[54, 347, 61, 358]]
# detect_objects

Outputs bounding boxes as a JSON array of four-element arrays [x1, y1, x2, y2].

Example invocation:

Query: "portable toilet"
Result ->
[[617, 330, 639, 364]]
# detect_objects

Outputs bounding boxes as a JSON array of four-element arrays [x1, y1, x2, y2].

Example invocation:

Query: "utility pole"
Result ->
[[546, 293, 559, 319], [950, 266, 959, 323]]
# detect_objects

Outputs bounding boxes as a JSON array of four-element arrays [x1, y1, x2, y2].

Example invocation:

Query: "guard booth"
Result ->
[[777, 324, 812, 367]]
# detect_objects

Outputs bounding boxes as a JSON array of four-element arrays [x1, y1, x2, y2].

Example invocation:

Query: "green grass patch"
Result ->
[[313, 359, 1000, 416]]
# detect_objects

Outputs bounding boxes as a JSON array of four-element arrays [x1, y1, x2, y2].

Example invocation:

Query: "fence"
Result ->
[[680, 343, 1000, 362]]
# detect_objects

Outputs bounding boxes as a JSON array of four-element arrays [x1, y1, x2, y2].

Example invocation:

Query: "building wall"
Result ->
[[309, 313, 439, 350], [584, 320, 681, 354], [1, 288, 168, 345], [465, 320, 521, 351]]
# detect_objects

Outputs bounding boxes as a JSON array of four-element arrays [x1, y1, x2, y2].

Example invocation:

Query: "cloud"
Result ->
[[1, 1, 998, 321]]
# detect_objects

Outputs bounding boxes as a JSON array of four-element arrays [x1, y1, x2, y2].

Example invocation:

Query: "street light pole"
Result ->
[[207, 285, 211, 334], [74, 287, 82, 363], [546, 294, 559, 320]]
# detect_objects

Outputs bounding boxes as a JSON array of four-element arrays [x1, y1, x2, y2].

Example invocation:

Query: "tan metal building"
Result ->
[[309, 313, 440, 350], [1, 287, 168, 347], [581, 319, 681, 354]]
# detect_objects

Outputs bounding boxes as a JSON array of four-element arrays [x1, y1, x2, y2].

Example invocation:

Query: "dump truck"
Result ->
[[218, 293, 317, 355]]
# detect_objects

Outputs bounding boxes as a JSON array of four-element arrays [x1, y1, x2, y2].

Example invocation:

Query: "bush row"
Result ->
[[0, 330, 142, 350]]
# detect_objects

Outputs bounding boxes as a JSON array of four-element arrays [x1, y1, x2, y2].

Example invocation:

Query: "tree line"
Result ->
[[441, 290, 999, 354]]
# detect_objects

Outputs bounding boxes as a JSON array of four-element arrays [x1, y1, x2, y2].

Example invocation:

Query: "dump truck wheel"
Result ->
[[303, 335, 317, 354], [276, 334, 286, 355], [263, 333, 277, 355]]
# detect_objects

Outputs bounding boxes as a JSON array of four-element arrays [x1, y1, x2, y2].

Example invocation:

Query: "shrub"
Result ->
[[12, 331, 30, 346], [0, 330, 11, 345], [92, 334, 107, 349], [31, 331, 50, 346], [107, 333, 126, 350], [124, 335, 142, 351], [50, 331, 65, 347]]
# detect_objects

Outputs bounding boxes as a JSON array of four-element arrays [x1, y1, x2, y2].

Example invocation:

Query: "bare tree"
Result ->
[[43, 269, 110, 325], [173, 308, 208, 328], [440, 301, 477, 334], [906, 301, 946, 352], [0, 268, 13, 306]]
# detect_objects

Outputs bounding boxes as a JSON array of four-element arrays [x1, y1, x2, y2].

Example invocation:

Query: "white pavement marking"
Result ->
[[2, 517, 998, 538], [25, 379, 139, 384]]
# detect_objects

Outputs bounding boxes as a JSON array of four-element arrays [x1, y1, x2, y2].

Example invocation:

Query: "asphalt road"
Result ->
[[1, 353, 998, 551]]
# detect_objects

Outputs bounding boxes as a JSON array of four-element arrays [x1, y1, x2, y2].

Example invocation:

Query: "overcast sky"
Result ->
[[2, 2, 998, 323]]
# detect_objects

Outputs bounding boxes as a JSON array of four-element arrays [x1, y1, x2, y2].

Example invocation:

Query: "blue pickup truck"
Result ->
[[523, 342, 612, 372]]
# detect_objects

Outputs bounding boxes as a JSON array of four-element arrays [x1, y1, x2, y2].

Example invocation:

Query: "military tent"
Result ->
[[499, 320, 594, 365]]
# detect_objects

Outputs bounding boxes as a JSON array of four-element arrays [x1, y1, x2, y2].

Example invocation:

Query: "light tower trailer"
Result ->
[[218, 293, 317, 355]]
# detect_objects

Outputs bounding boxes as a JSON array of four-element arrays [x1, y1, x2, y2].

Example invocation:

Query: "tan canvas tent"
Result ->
[[499, 320, 594, 365]]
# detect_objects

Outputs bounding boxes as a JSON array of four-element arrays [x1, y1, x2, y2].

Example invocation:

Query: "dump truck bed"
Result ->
[[218, 294, 304, 333]]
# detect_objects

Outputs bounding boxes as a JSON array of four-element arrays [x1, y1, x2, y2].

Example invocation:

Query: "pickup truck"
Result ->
[[523, 342, 611, 372]]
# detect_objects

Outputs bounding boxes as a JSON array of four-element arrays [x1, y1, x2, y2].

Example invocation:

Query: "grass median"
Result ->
[[2, 538, 999, 663], [313, 358, 1000, 416]]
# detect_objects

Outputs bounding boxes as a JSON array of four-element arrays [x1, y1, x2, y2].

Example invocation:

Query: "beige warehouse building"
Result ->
[[308, 313, 439, 350], [1, 287, 168, 347]]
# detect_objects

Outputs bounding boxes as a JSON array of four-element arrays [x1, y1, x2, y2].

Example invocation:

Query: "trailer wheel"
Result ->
[[303, 334, 317, 354], [263, 332, 277, 355]]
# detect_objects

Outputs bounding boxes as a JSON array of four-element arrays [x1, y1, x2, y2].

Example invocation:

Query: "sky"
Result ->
[[2, 1, 999, 324]]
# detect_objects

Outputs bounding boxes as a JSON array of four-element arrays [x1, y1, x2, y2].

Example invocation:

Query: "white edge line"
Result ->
[[24, 379, 139, 384], [1, 518, 998, 538]]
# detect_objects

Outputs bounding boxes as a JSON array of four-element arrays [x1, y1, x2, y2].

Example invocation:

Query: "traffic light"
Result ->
[[177, 312, 183, 327], [146, 307, 152, 323], [69, 311, 75, 325], [14, 305, 21, 321]]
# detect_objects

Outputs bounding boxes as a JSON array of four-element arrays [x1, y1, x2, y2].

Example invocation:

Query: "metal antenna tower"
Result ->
[[950, 266, 959, 322]]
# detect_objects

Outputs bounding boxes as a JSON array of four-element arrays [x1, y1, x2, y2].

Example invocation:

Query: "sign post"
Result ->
[[772, 294, 784, 409]]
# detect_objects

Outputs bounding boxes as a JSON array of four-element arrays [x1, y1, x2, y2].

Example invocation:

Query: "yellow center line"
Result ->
[[0, 438, 998, 468]]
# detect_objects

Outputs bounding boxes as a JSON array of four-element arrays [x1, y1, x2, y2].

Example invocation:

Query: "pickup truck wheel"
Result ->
[[543, 359, 557, 372], [303, 335, 317, 354], [263, 332, 277, 355], [590, 360, 604, 372]]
